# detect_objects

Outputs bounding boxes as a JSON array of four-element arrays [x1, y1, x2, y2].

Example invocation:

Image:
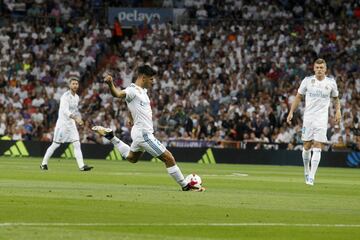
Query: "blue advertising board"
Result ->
[[108, 7, 173, 26]]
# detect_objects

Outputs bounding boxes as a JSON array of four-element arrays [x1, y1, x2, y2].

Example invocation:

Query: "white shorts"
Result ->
[[130, 129, 166, 157], [53, 124, 80, 143], [301, 121, 328, 143]]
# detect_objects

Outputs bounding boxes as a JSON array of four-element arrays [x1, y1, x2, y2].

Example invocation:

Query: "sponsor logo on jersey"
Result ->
[[308, 90, 330, 98]]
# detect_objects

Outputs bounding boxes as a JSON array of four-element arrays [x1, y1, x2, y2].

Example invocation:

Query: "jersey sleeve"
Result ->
[[59, 95, 72, 118], [73, 96, 81, 117], [330, 79, 339, 98], [124, 86, 136, 103], [298, 77, 307, 95]]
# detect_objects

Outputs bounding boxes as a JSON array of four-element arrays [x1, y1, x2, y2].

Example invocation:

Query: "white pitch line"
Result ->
[[0, 223, 359, 228]]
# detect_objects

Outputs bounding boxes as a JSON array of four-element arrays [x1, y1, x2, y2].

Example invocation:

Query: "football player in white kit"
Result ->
[[92, 65, 204, 191], [287, 59, 341, 185], [40, 76, 93, 171]]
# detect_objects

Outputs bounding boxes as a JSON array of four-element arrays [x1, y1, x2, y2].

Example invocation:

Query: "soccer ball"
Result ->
[[185, 174, 202, 189]]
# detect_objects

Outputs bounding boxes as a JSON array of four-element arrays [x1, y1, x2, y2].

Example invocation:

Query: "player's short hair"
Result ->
[[137, 65, 157, 77], [69, 76, 80, 83], [314, 58, 326, 65]]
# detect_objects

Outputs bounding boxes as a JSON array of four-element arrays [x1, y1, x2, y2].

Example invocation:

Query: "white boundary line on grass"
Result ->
[[0, 223, 360, 228]]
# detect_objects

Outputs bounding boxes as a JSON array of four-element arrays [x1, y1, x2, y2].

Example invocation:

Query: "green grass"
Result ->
[[0, 156, 360, 240]]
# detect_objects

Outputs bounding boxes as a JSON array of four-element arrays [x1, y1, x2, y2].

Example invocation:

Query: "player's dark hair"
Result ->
[[137, 65, 157, 77]]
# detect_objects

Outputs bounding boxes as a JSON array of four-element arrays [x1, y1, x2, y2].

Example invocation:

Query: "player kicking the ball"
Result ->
[[92, 65, 204, 191], [40, 76, 93, 171], [287, 58, 341, 185]]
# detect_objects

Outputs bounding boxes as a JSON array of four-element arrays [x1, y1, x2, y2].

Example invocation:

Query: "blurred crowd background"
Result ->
[[0, 0, 359, 151]]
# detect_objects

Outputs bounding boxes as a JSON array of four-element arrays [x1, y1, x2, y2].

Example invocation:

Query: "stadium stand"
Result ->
[[0, 0, 359, 151]]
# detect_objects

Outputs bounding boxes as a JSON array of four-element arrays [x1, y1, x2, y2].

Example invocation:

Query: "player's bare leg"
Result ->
[[92, 126, 203, 191], [158, 150, 205, 192], [126, 151, 143, 163], [92, 126, 131, 159]]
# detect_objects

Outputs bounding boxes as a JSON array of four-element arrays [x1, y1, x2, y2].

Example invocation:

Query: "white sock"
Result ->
[[310, 148, 321, 180], [111, 136, 130, 159], [302, 148, 311, 176], [42, 142, 60, 165], [73, 141, 85, 169], [167, 165, 188, 187]]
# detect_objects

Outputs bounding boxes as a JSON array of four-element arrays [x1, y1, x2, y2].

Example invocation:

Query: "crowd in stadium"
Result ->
[[0, 0, 359, 151]]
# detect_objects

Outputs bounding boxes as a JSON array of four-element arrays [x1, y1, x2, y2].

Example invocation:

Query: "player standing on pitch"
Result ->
[[40, 76, 93, 171], [92, 65, 204, 191], [287, 58, 341, 185]]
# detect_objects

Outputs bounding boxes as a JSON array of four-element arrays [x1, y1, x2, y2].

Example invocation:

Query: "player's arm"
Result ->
[[333, 97, 341, 124], [103, 73, 126, 99], [72, 106, 84, 126], [287, 93, 303, 124], [331, 80, 341, 124], [288, 78, 307, 124], [70, 113, 84, 126], [60, 96, 83, 125], [128, 112, 134, 126]]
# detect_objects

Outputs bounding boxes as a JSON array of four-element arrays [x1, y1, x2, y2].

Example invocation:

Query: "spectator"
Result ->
[[0, 118, 6, 136], [196, 5, 208, 26], [332, 136, 347, 151], [112, 17, 123, 45], [330, 125, 342, 144], [0, 1, 359, 150], [163, 0, 173, 8], [32, 93, 45, 107]]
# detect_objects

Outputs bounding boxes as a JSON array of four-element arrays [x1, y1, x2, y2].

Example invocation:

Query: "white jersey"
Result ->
[[124, 83, 153, 133], [298, 75, 339, 127], [56, 90, 80, 128]]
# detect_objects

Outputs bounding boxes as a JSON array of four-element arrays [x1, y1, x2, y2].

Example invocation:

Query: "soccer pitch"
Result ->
[[0, 157, 359, 240]]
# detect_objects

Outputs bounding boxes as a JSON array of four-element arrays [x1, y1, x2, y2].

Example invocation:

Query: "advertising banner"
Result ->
[[108, 7, 173, 26], [0, 140, 350, 167]]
